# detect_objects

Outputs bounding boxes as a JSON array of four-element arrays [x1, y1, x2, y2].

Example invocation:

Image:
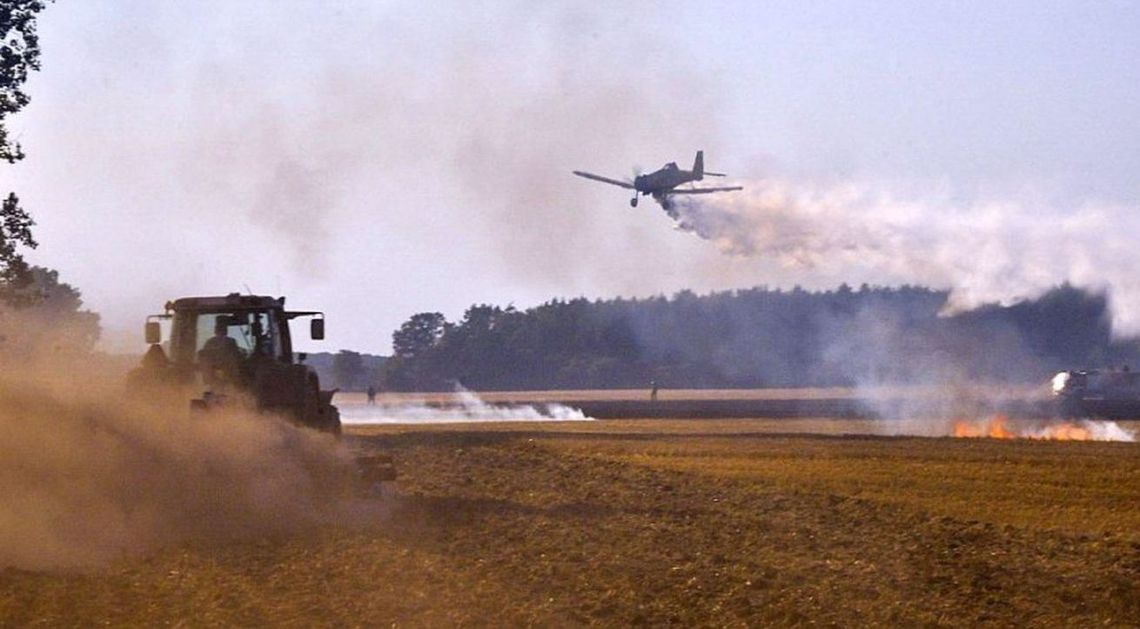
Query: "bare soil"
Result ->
[[2, 412, 1137, 626]]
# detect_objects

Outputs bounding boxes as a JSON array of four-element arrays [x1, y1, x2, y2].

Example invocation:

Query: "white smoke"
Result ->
[[338, 385, 592, 424], [666, 179, 1140, 335], [1029, 419, 1135, 442]]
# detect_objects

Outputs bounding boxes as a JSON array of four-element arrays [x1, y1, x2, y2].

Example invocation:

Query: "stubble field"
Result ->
[[1, 391, 1138, 626]]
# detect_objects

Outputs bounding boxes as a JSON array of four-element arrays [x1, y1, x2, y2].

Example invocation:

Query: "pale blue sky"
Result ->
[[698, 1, 1140, 198], [6, 1, 1139, 352]]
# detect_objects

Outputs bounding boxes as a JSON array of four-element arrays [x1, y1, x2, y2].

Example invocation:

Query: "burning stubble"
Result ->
[[950, 413, 1135, 442]]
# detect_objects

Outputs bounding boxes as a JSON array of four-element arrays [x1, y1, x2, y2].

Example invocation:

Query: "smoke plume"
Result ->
[[339, 385, 591, 424], [12, 2, 741, 352], [664, 179, 1140, 335], [658, 181, 1140, 438]]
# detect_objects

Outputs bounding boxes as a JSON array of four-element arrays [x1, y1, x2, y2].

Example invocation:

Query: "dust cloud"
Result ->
[[666, 179, 1140, 335], [0, 342, 355, 571], [26, 3, 732, 349]]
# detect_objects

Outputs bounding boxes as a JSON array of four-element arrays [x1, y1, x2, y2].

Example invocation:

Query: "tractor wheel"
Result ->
[[295, 371, 321, 428], [317, 402, 343, 436]]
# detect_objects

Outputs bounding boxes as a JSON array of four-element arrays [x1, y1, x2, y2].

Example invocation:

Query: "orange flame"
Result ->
[[951, 414, 1093, 441], [953, 414, 1016, 439], [1036, 423, 1091, 440]]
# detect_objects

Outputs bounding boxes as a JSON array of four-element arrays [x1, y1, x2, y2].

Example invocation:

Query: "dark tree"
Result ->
[[0, 192, 36, 305], [331, 349, 366, 390], [0, 3, 97, 358], [379, 284, 1137, 391], [0, 265, 100, 355], [25, 265, 99, 350], [0, 0, 46, 162], [0, 1, 48, 304], [392, 312, 447, 358]]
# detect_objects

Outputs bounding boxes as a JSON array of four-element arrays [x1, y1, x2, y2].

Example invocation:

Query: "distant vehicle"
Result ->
[[573, 150, 743, 207], [1051, 368, 1140, 418]]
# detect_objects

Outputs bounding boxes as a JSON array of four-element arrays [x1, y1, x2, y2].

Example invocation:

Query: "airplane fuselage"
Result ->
[[633, 162, 701, 195]]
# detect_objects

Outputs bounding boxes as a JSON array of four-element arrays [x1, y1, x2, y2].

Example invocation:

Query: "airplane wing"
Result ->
[[667, 186, 744, 195], [572, 171, 635, 190]]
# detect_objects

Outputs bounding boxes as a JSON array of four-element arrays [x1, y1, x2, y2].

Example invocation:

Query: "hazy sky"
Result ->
[[6, 1, 1139, 353]]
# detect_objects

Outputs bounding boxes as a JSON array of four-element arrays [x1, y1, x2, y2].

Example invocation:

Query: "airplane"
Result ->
[[573, 150, 743, 207]]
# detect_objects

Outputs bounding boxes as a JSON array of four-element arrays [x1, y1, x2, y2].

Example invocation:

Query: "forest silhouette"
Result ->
[[378, 283, 1134, 391]]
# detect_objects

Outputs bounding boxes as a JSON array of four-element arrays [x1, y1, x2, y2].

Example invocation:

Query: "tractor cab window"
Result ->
[[193, 311, 284, 362]]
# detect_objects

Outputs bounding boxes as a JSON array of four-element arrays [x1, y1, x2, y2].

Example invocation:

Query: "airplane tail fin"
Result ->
[[693, 150, 704, 180]]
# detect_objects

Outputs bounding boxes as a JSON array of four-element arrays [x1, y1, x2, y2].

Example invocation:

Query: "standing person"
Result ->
[[366, 384, 377, 405], [650, 379, 659, 402]]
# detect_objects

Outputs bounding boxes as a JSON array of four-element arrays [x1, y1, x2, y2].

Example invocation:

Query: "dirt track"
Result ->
[[2, 415, 1137, 626]]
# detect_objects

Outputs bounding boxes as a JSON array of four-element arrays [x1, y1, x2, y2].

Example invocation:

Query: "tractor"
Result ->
[[130, 293, 395, 484], [132, 294, 341, 432]]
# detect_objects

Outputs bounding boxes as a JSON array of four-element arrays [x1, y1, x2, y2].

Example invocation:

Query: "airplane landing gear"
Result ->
[[630, 196, 638, 207]]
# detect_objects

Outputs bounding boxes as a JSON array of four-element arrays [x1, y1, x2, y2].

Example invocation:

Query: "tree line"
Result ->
[[376, 283, 1136, 391], [0, 2, 98, 360]]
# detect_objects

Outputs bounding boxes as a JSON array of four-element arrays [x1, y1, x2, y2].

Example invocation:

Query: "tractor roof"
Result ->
[[166, 293, 285, 313]]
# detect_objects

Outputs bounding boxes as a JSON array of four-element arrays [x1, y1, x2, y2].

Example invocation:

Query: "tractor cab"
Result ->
[[134, 293, 340, 434], [145, 295, 323, 377]]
